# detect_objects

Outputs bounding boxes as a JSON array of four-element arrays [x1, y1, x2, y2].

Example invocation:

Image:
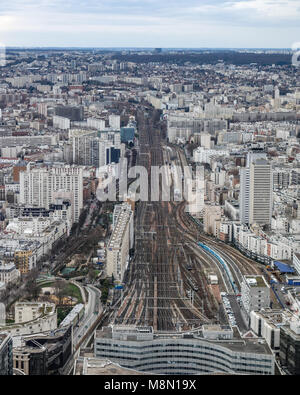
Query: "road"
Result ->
[[227, 294, 248, 332], [73, 283, 102, 347], [272, 283, 287, 309]]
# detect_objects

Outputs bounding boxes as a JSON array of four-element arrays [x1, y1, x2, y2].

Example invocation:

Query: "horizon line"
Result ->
[[4, 46, 292, 50]]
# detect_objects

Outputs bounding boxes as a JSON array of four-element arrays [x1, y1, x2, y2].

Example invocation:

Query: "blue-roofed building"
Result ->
[[273, 261, 295, 274], [120, 127, 135, 143], [285, 275, 300, 286]]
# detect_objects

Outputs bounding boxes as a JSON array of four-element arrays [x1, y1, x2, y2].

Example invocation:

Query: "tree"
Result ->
[[54, 280, 68, 305], [25, 278, 40, 300], [24, 268, 40, 300], [87, 267, 97, 283]]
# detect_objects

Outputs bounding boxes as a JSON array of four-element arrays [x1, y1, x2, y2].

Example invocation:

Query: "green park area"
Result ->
[[38, 280, 83, 304], [65, 283, 83, 303]]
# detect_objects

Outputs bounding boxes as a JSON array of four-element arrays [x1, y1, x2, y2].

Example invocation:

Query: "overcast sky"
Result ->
[[0, 0, 299, 48]]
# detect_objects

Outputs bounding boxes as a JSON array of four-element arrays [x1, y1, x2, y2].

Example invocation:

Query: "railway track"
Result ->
[[108, 108, 215, 331], [107, 107, 266, 331]]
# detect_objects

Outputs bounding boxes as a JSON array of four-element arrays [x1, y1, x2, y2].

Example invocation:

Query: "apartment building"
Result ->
[[106, 203, 134, 282], [54, 105, 84, 121], [15, 302, 56, 324], [70, 129, 122, 168], [0, 303, 57, 338], [53, 115, 70, 130], [69, 129, 97, 165], [87, 117, 106, 130], [0, 262, 20, 285], [250, 309, 293, 353], [249, 159, 273, 226], [20, 165, 83, 223], [109, 114, 121, 130], [239, 167, 250, 224], [241, 275, 270, 316], [203, 205, 222, 236], [0, 135, 58, 148]]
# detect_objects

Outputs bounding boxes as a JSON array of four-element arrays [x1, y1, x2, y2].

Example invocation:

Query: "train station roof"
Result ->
[[274, 261, 295, 274]]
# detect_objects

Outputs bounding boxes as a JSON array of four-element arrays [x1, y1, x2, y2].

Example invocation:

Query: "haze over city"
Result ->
[[0, 0, 300, 47]]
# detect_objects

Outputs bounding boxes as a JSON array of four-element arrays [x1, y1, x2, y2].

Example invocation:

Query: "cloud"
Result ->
[[228, 0, 300, 20], [0, 0, 299, 47]]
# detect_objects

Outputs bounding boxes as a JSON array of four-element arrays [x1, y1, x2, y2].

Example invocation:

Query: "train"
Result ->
[[186, 276, 199, 292], [198, 242, 239, 294], [187, 212, 203, 228], [59, 303, 85, 328]]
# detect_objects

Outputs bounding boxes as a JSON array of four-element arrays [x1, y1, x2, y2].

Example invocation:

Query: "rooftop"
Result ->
[[274, 261, 295, 274], [77, 356, 150, 375], [96, 326, 273, 355]]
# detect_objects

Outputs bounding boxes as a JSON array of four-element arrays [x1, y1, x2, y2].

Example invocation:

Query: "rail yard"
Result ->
[[102, 107, 274, 333]]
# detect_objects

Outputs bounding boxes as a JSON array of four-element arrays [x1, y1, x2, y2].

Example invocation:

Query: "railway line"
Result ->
[[106, 107, 264, 332], [162, 137, 264, 296], [107, 108, 217, 331], [174, 195, 263, 282]]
